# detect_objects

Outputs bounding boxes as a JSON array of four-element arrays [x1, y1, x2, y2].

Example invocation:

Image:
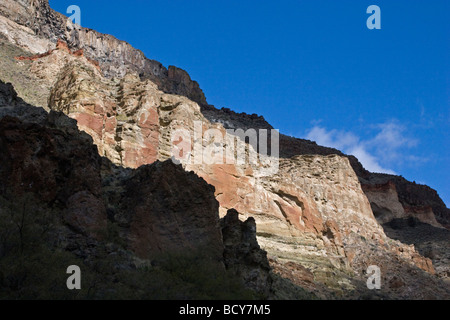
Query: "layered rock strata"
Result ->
[[0, 0, 448, 299]]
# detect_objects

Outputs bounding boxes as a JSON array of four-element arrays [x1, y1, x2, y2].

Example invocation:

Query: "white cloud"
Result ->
[[347, 146, 395, 174], [304, 120, 419, 174]]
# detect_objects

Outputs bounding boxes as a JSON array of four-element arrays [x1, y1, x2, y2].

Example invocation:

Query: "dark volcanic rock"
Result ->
[[0, 80, 278, 298], [221, 209, 272, 298], [0, 111, 106, 238], [383, 218, 450, 280], [119, 161, 224, 260]]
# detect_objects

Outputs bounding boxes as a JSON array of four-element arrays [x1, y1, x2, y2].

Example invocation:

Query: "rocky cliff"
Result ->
[[0, 0, 449, 299], [0, 0, 207, 106], [0, 80, 276, 298]]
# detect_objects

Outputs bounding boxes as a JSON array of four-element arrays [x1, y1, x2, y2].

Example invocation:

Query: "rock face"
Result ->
[[362, 182, 442, 227], [49, 63, 160, 168], [203, 102, 449, 231], [0, 108, 221, 258], [118, 161, 224, 260], [383, 218, 450, 280], [362, 182, 411, 224], [221, 209, 272, 298], [1, 0, 447, 235], [0, 81, 274, 298], [0, 0, 207, 106], [0, 1, 449, 299], [0, 114, 106, 240], [359, 173, 450, 229], [0, 81, 107, 241], [32, 50, 445, 298]]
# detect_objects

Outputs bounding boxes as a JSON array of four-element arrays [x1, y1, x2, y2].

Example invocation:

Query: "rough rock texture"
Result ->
[[359, 172, 450, 229], [0, 0, 207, 106], [362, 182, 411, 224], [1, 0, 447, 234], [0, 1, 449, 299], [48, 60, 160, 168], [0, 39, 51, 108], [0, 115, 106, 239], [3, 39, 160, 168], [383, 218, 450, 281], [42, 57, 447, 298], [221, 209, 272, 298], [201, 104, 274, 131], [0, 81, 275, 297], [119, 161, 224, 260], [202, 98, 449, 231], [362, 182, 442, 227]]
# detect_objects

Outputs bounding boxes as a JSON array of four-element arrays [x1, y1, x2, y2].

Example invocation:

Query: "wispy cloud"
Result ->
[[304, 120, 422, 174]]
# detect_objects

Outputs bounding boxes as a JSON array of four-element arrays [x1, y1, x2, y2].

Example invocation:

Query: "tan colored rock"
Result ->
[[44, 56, 441, 295], [363, 182, 442, 228], [0, 0, 208, 106], [362, 182, 407, 224], [0, 15, 52, 54], [403, 205, 442, 228]]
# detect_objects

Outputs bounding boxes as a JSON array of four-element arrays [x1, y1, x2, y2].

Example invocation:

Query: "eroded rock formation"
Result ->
[[0, 0, 449, 299], [21, 45, 444, 298], [0, 0, 207, 106], [0, 81, 274, 298]]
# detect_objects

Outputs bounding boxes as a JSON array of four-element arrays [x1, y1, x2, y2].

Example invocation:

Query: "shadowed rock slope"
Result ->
[[0, 0, 448, 233], [0, 0, 449, 299], [0, 80, 279, 299]]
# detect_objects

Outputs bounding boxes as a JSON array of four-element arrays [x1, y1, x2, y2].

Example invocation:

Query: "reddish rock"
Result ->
[[72, 112, 105, 139], [56, 39, 71, 53], [72, 48, 84, 57], [0, 113, 106, 239], [15, 39, 101, 71]]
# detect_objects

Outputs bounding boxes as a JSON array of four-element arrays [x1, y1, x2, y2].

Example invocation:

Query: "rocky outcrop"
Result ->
[[41, 55, 446, 297], [0, 0, 207, 106], [200, 93, 449, 231], [360, 173, 450, 229], [0, 1, 449, 299], [361, 180, 442, 227], [0, 81, 276, 298], [2, 0, 447, 233], [15, 39, 100, 71], [383, 218, 450, 281], [221, 209, 272, 298], [0, 85, 220, 256], [361, 182, 410, 224], [118, 161, 224, 260], [0, 115, 106, 239], [49, 63, 160, 168], [201, 104, 274, 131]]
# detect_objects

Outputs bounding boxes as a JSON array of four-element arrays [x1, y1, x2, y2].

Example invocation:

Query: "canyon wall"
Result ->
[[0, 0, 207, 106], [0, 0, 448, 298], [29, 44, 444, 297]]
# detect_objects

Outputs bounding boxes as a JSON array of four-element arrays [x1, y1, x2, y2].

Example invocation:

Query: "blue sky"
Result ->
[[50, 0, 449, 206]]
